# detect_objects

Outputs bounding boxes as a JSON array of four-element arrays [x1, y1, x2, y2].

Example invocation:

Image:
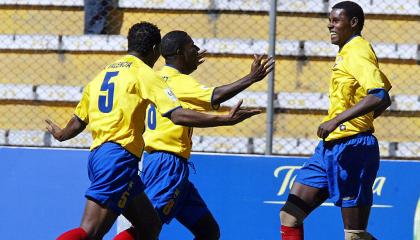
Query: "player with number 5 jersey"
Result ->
[[75, 54, 180, 158]]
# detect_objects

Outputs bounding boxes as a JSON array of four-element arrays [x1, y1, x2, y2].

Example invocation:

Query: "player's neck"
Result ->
[[128, 52, 155, 68], [165, 60, 185, 73], [339, 33, 361, 49]]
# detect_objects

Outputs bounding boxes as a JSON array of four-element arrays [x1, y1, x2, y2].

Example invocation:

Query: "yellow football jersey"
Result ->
[[144, 66, 217, 159], [74, 55, 181, 157], [323, 36, 392, 141]]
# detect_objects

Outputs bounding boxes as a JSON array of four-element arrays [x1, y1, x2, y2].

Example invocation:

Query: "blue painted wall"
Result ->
[[0, 147, 419, 239]]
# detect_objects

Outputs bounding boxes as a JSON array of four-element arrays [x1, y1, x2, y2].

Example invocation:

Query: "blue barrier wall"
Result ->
[[0, 146, 419, 239]]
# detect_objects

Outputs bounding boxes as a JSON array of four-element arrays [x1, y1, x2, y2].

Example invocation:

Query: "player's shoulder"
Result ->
[[349, 37, 374, 54], [345, 36, 377, 60], [127, 59, 159, 81], [179, 73, 198, 83], [159, 66, 197, 83], [104, 55, 139, 71]]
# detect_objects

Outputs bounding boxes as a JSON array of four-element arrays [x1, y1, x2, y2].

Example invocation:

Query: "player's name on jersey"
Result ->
[[107, 62, 132, 69]]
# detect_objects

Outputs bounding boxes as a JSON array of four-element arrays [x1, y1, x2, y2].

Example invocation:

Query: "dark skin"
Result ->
[[165, 35, 275, 106], [283, 8, 391, 232], [141, 34, 273, 240], [328, 8, 360, 49], [319, 8, 391, 139], [47, 38, 261, 239], [317, 94, 387, 139]]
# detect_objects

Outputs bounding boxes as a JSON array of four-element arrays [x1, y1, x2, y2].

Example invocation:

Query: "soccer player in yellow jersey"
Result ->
[[115, 30, 274, 240], [45, 22, 261, 240], [279, 2, 392, 240]]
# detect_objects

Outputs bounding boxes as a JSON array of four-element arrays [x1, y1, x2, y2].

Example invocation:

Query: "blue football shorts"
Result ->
[[295, 132, 380, 207], [141, 151, 210, 227], [85, 142, 144, 214]]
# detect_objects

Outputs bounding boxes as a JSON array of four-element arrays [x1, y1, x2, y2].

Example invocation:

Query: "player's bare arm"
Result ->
[[45, 115, 87, 141], [317, 94, 389, 139], [169, 99, 261, 127], [211, 55, 275, 105], [373, 93, 392, 118]]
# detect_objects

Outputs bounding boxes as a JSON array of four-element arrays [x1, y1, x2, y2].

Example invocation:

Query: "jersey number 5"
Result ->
[[98, 71, 119, 113]]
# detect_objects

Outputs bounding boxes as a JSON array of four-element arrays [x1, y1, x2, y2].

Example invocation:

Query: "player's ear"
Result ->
[[176, 48, 183, 56], [153, 44, 161, 55], [350, 17, 358, 29]]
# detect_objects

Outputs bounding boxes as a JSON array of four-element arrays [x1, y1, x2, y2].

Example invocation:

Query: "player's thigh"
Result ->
[[341, 206, 372, 230], [142, 152, 190, 224], [290, 182, 329, 210], [86, 142, 144, 214], [122, 191, 162, 230], [80, 198, 119, 239], [292, 141, 329, 209], [330, 133, 379, 206]]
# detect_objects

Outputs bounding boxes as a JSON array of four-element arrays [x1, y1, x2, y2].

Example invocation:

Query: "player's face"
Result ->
[[328, 9, 354, 47], [182, 37, 200, 74]]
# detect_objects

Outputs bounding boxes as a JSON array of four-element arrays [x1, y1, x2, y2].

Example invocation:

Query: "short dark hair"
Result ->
[[160, 30, 190, 58], [332, 1, 365, 32], [127, 22, 161, 55]]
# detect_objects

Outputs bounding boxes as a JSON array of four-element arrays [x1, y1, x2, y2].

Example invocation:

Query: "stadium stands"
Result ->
[[277, 92, 329, 110], [222, 91, 272, 108], [254, 137, 298, 155], [392, 95, 420, 112], [0, 129, 5, 145], [0, 4, 418, 41], [61, 35, 126, 52], [295, 138, 321, 155], [7, 129, 47, 146], [329, 0, 420, 16], [0, 34, 57, 50], [50, 132, 92, 148], [0, 128, 417, 159], [378, 140, 393, 158], [0, 34, 417, 61], [0, 1, 418, 158], [1, 0, 419, 16], [35, 85, 82, 102], [396, 141, 420, 158], [0, 83, 34, 100], [192, 136, 250, 153], [5, 83, 420, 113]]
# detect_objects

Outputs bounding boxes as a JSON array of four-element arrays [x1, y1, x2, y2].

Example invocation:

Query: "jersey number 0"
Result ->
[[147, 104, 157, 130]]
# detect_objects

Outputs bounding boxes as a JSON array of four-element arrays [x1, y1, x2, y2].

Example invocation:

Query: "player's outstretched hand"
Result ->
[[227, 100, 262, 125], [197, 49, 207, 66], [249, 55, 275, 82], [45, 119, 63, 141]]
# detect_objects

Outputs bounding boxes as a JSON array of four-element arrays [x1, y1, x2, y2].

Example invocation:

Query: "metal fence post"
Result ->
[[266, 0, 277, 155]]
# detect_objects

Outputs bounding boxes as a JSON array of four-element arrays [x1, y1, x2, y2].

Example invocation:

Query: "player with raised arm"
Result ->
[[115, 30, 274, 240], [279, 2, 392, 240], [46, 22, 260, 240]]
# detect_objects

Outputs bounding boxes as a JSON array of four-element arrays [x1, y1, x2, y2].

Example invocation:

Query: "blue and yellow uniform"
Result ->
[[142, 66, 218, 225], [75, 56, 181, 214], [295, 36, 392, 207]]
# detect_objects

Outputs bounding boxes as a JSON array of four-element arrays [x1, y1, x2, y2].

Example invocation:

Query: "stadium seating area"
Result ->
[[1, 0, 419, 15], [0, 0, 418, 158]]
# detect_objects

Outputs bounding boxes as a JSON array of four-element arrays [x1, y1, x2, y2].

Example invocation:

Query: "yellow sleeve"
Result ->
[[345, 46, 392, 92], [140, 72, 181, 116], [74, 84, 90, 123], [176, 76, 218, 111]]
